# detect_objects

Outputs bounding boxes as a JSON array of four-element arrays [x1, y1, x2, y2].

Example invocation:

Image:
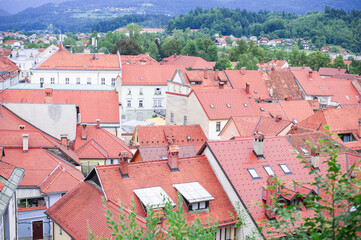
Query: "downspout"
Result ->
[[47, 195, 51, 238]]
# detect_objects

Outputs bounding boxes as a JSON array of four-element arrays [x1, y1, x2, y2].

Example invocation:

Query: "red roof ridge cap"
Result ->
[[41, 167, 63, 193]]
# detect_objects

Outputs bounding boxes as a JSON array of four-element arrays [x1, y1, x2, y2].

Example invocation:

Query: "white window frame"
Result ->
[[248, 168, 260, 179], [263, 165, 275, 175], [280, 164, 292, 174], [65, 78, 69, 84], [101, 78, 105, 85]]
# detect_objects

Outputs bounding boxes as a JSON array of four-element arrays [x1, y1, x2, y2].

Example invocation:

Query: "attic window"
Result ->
[[226, 104, 231, 108], [161, 156, 168, 160], [293, 118, 299, 124], [140, 77, 143, 81], [210, 105, 214, 109], [133, 186, 175, 210], [300, 147, 309, 155], [173, 182, 214, 212], [260, 107, 264, 111], [346, 96, 350, 100], [356, 96, 360, 100], [338, 133, 357, 143], [263, 165, 275, 175], [248, 168, 260, 179], [243, 104, 248, 108], [280, 164, 292, 174]]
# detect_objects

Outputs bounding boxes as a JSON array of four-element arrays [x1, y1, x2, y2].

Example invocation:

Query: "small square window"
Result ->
[[76, 78, 80, 84], [216, 122, 221, 132], [139, 88, 143, 95], [139, 100, 143, 108], [184, 116, 187, 125], [101, 78, 105, 85], [50, 78, 55, 84], [170, 113, 174, 123], [87, 78, 91, 85], [128, 88, 132, 95], [280, 164, 292, 174], [127, 100, 131, 108], [40, 77, 44, 83], [111, 78, 115, 86], [155, 88, 161, 95], [65, 78, 69, 84], [263, 165, 275, 175], [248, 168, 260, 179]]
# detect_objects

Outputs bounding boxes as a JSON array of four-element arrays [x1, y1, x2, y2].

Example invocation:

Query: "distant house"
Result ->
[[3, 40, 21, 48], [82, 40, 89, 46], [258, 59, 289, 72], [214, 37, 227, 47], [267, 39, 281, 46], [34, 38, 50, 44], [161, 55, 215, 70], [0, 55, 20, 90], [250, 36, 258, 42], [320, 46, 330, 52], [259, 37, 269, 45], [282, 39, 293, 46], [319, 67, 347, 78]]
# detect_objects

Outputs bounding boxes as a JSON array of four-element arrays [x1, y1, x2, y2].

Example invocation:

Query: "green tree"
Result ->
[[225, 36, 232, 45], [126, 23, 142, 41], [332, 55, 346, 69], [161, 38, 182, 57], [147, 42, 160, 61], [111, 39, 144, 55], [264, 127, 361, 239], [236, 54, 259, 70], [206, 45, 218, 61], [306, 51, 331, 70], [196, 38, 206, 52], [214, 57, 232, 70], [181, 40, 198, 56]]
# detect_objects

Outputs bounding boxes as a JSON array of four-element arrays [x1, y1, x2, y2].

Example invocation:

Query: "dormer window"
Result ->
[[173, 182, 214, 212], [134, 186, 175, 212], [338, 133, 356, 143]]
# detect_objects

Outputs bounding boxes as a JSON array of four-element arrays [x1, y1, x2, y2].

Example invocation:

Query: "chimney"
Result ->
[[358, 118, 361, 138], [298, 90, 303, 97], [271, 67, 275, 72], [290, 125, 298, 134], [275, 115, 282, 122], [246, 83, 250, 94], [45, 88, 53, 103], [253, 133, 264, 158], [284, 96, 292, 101], [68, 140, 75, 151], [219, 82, 224, 89], [168, 145, 179, 172], [22, 134, 29, 153], [241, 67, 246, 75], [338, 67, 341, 72], [119, 151, 129, 178], [81, 124, 87, 140], [96, 119, 100, 129], [308, 71, 313, 78], [60, 134, 68, 148], [214, 69, 219, 80], [203, 69, 208, 79], [265, 175, 277, 219], [310, 148, 320, 168]]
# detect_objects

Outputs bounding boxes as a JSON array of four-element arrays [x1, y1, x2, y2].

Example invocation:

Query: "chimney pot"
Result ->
[[119, 151, 129, 178], [265, 175, 277, 219], [253, 133, 264, 158], [96, 119, 100, 129], [246, 82, 250, 94], [338, 67, 341, 71], [311, 148, 320, 168], [60, 134, 68, 148], [214, 69, 219, 80], [22, 134, 29, 153], [168, 145, 179, 172], [275, 115, 282, 122], [290, 125, 298, 134], [81, 124, 87, 140], [203, 69, 208, 79], [308, 71, 313, 78]]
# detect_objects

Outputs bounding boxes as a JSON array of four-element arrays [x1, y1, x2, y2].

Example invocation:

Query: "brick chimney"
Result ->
[[284, 96, 292, 101], [265, 175, 277, 219], [308, 71, 313, 78], [22, 134, 29, 153], [275, 115, 282, 122], [96, 119, 100, 129], [253, 133, 264, 158], [310, 148, 320, 169], [290, 125, 298, 134], [45, 88, 53, 103], [214, 69, 219, 80], [271, 67, 275, 72], [81, 124, 87, 140], [203, 69, 208, 79], [168, 145, 179, 172], [246, 83, 250, 94], [119, 151, 129, 178], [219, 82, 224, 89], [358, 118, 361, 138], [60, 134, 68, 148]]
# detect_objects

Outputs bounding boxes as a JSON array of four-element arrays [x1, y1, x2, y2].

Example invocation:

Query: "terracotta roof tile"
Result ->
[[0, 129, 58, 148], [291, 70, 331, 96], [136, 145, 197, 161], [319, 67, 347, 77], [162, 55, 215, 69], [0, 161, 16, 181], [0, 55, 19, 81], [261, 71, 302, 100], [323, 77, 361, 105]]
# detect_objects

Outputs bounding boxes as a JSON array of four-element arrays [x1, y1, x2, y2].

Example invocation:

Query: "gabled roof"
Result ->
[[122, 65, 183, 85], [133, 145, 197, 162], [35, 48, 121, 70], [0, 129, 58, 148], [261, 71, 303, 100], [136, 125, 207, 151], [173, 69, 232, 89], [291, 70, 331, 96], [2, 148, 83, 188], [0, 88, 119, 124], [319, 67, 347, 76], [74, 125, 132, 159], [0, 55, 19, 81], [193, 88, 261, 120], [258, 59, 287, 71], [162, 55, 215, 70], [226, 70, 269, 99], [324, 77, 361, 105]]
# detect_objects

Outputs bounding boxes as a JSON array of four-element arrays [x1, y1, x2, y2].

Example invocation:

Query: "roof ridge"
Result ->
[[41, 166, 63, 193], [76, 139, 108, 158]]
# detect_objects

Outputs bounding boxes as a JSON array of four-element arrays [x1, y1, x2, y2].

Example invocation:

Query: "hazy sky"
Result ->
[[0, 0, 67, 14]]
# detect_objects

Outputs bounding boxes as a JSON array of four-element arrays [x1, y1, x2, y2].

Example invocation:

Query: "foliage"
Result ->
[[306, 51, 331, 70], [161, 38, 182, 57], [111, 39, 144, 55], [264, 127, 361, 239], [214, 57, 232, 70]]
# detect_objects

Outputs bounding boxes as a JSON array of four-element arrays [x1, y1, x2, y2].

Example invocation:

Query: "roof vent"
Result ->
[[210, 104, 214, 109], [187, 136, 191, 142], [226, 104, 231, 108], [243, 103, 248, 107], [260, 107, 264, 111], [140, 77, 143, 80]]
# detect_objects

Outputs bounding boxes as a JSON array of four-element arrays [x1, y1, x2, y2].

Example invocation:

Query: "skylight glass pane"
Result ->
[[280, 164, 291, 174], [300, 147, 309, 155], [264, 166, 275, 175], [248, 168, 259, 178]]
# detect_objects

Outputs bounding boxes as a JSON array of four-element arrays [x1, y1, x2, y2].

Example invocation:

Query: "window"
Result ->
[[153, 99, 157, 107], [128, 88, 132, 95], [87, 78, 91, 85], [170, 113, 174, 123], [226, 104, 231, 108], [157, 100, 162, 107], [300, 147, 309, 155], [111, 78, 115, 86], [210, 104, 214, 109], [263, 165, 275, 175], [50, 78, 55, 84], [338, 133, 357, 143], [18, 197, 46, 209], [139, 100, 143, 108], [76, 78, 80, 84], [280, 164, 292, 174], [101, 78, 105, 85], [40, 77, 44, 83], [248, 168, 260, 179], [65, 78, 69, 84], [191, 202, 208, 211], [127, 100, 131, 108], [184, 116, 187, 125], [139, 88, 143, 95], [155, 88, 161, 95], [216, 121, 221, 132]]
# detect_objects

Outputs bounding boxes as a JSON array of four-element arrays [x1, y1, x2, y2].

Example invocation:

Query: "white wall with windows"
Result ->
[[122, 85, 167, 121]]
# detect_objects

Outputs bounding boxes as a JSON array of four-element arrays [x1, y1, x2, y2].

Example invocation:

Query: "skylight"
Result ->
[[300, 147, 309, 155], [263, 166, 275, 175], [356, 96, 360, 100], [243, 103, 248, 107], [260, 107, 264, 111], [346, 96, 350, 100], [293, 118, 299, 124], [173, 182, 214, 203], [280, 164, 292, 174], [133, 186, 175, 208], [210, 104, 214, 109], [226, 104, 231, 108], [248, 168, 260, 179]]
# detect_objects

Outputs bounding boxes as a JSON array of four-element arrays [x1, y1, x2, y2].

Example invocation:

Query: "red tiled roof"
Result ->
[[193, 88, 261, 120], [205, 136, 314, 226], [121, 55, 159, 65], [136, 125, 207, 150], [0, 107, 37, 131], [0, 47, 12, 57], [258, 59, 287, 71], [176, 69, 232, 89], [226, 70, 269, 99], [96, 156, 235, 225], [0, 161, 16, 181], [2, 148, 83, 188], [135, 145, 197, 162], [319, 67, 347, 76], [0, 129, 58, 148], [259, 100, 315, 123], [4, 40, 17, 45], [0, 89, 119, 123], [162, 55, 215, 69], [122, 65, 183, 85], [323, 77, 361, 105], [291, 70, 331, 96], [0, 55, 19, 81], [74, 125, 132, 159]]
